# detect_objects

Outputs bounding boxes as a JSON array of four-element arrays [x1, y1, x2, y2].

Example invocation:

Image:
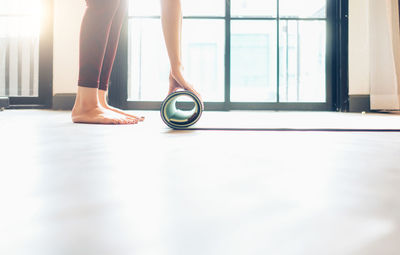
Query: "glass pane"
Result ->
[[279, 21, 326, 102], [128, 19, 169, 101], [0, 0, 40, 97], [231, 21, 277, 102], [231, 0, 276, 17], [280, 0, 326, 18], [181, 20, 225, 102], [129, 0, 225, 17], [129, 0, 160, 16], [182, 0, 225, 16], [128, 19, 225, 102]]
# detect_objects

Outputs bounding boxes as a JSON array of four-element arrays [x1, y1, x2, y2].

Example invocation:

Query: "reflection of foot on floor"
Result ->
[[98, 90, 145, 122]]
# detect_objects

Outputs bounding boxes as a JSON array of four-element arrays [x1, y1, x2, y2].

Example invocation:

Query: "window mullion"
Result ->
[[276, 0, 280, 103], [225, 0, 231, 109]]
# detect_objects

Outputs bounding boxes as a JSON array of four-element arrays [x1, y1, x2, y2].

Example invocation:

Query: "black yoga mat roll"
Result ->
[[160, 91, 203, 129]]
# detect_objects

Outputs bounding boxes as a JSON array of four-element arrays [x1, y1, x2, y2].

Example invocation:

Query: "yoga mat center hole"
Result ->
[[175, 95, 196, 111]]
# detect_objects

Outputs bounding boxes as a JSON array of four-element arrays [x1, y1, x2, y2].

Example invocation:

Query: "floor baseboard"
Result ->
[[53, 93, 76, 110], [0, 97, 9, 109], [52, 94, 372, 113], [349, 95, 370, 112]]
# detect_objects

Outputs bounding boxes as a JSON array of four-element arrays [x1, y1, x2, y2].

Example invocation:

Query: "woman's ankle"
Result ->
[[74, 86, 101, 109], [97, 89, 109, 106]]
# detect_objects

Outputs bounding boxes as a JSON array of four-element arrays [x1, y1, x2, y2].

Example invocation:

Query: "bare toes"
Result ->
[[127, 118, 137, 124], [123, 117, 137, 125]]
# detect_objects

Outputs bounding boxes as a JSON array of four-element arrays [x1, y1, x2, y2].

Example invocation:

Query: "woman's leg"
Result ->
[[72, 0, 137, 124], [160, 0, 203, 104], [97, 0, 144, 121]]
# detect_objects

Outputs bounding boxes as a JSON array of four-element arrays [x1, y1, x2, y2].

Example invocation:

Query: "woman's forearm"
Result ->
[[160, 0, 183, 70]]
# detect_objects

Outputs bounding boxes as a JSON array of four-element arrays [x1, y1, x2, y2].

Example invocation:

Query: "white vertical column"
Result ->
[[349, 0, 370, 95], [0, 38, 6, 97]]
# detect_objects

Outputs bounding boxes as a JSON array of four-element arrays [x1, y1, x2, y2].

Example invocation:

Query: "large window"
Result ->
[[110, 0, 347, 111], [0, 0, 53, 107], [127, 0, 226, 102]]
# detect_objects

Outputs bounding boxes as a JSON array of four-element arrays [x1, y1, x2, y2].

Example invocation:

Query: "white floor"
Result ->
[[0, 110, 400, 255]]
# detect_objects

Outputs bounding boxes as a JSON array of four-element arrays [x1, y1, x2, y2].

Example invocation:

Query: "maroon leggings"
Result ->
[[78, 0, 127, 91]]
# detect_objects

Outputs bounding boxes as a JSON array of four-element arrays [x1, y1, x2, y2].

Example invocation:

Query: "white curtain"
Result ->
[[370, 0, 400, 110]]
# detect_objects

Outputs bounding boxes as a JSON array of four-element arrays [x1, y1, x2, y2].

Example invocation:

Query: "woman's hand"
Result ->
[[168, 68, 204, 109]]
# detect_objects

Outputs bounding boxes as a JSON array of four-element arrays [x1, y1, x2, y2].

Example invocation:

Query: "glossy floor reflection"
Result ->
[[0, 110, 399, 255]]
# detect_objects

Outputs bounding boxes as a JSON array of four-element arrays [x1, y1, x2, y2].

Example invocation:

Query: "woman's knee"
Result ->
[[114, 0, 128, 15], [85, 0, 121, 13]]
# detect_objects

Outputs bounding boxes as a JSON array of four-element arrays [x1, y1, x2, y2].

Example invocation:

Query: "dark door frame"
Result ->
[[109, 0, 349, 112]]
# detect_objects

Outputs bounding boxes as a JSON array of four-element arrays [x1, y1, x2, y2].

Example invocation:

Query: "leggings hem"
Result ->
[[99, 82, 109, 91], [78, 80, 99, 89]]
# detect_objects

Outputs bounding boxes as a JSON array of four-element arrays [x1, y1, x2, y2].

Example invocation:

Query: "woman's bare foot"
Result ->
[[98, 90, 145, 122], [72, 106, 137, 124], [71, 87, 138, 125], [169, 66, 204, 108]]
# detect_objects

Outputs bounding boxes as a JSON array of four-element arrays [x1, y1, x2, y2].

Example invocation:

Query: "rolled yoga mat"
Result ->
[[160, 91, 203, 129]]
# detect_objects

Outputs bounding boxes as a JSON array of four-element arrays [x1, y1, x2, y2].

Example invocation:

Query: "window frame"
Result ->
[[5, 0, 54, 109], [109, 0, 349, 111]]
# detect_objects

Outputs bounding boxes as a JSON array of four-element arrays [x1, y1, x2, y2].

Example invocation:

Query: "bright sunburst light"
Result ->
[[0, 0, 42, 36]]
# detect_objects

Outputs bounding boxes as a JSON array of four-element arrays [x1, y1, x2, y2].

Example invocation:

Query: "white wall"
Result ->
[[53, 0, 85, 95], [349, 0, 370, 95], [52, 0, 371, 96]]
